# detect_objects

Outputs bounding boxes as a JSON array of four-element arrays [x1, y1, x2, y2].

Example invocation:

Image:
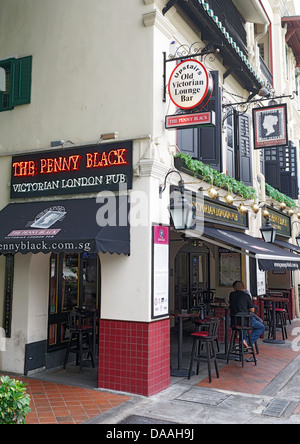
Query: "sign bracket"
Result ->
[[163, 45, 220, 102]]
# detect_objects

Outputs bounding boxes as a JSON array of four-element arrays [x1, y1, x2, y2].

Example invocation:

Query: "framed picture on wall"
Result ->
[[219, 248, 242, 287]]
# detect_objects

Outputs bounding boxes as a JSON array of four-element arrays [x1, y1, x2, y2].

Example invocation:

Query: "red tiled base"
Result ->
[[98, 318, 170, 396]]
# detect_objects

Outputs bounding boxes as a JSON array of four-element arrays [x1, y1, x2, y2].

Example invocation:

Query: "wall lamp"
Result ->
[[260, 217, 277, 243], [159, 169, 196, 230]]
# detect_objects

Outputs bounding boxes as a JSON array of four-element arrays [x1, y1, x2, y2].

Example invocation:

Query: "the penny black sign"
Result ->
[[11, 141, 133, 198]]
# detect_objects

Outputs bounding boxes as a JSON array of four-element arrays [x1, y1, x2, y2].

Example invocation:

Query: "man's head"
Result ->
[[232, 281, 245, 291]]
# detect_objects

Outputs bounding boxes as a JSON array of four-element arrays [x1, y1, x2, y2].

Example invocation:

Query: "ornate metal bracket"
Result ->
[[163, 43, 221, 102]]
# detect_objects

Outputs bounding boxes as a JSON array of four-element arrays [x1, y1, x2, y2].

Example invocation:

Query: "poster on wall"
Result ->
[[219, 248, 242, 287], [253, 104, 288, 149], [152, 225, 169, 319], [256, 262, 266, 295]]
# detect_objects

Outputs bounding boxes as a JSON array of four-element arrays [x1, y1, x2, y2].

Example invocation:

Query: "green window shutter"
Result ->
[[11, 56, 32, 106]]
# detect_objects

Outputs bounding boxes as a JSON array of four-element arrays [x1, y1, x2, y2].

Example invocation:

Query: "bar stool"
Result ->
[[202, 290, 215, 315], [227, 312, 257, 368], [267, 306, 287, 340], [193, 315, 220, 352], [188, 318, 220, 383], [63, 310, 95, 372]]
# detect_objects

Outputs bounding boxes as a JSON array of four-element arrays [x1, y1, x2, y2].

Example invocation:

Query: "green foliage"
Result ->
[[265, 183, 296, 209], [175, 153, 257, 200], [175, 153, 297, 208], [0, 375, 31, 424]]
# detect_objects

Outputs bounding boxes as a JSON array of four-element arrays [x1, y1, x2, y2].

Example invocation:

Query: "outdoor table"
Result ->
[[210, 302, 230, 359], [261, 297, 289, 344], [171, 312, 199, 377]]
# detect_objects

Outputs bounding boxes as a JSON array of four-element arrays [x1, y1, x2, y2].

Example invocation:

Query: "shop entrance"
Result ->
[[174, 244, 210, 312], [48, 252, 100, 351]]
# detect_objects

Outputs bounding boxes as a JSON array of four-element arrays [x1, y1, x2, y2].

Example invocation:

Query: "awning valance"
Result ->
[[201, 227, 300, 271], [0, 197, 130, 256]]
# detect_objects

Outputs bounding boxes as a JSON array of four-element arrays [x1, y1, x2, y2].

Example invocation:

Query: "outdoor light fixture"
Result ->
[[260, 217, 277, 243], [159, 169, 196, 230], [100, 132, 119, 141]]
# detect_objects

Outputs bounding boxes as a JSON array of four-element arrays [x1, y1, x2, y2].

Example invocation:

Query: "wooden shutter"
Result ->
[[237, 113, 253, 186], [199, 71, 222, 171], [11, 56, 32, 106], [225, 108, 235, 178], [176, 128, 198, 158], [265, 160, 281, 190], [176, 71, 222, 170]]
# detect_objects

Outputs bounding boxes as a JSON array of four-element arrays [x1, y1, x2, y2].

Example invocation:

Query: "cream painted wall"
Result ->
[[0, 253, 49, 373], [0, 0, 155, 153]]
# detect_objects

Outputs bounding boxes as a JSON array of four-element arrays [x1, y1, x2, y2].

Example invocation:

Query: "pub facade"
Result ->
[[0, 0, 300, 396]]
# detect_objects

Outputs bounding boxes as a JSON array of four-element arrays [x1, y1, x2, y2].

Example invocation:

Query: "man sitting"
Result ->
[[229, 281, 265, 348]]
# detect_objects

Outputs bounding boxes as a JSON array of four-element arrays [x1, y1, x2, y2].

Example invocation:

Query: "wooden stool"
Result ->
[[63, 311, 95, 372], [188, 318, 219, 383], [227, 312, 257, 368]]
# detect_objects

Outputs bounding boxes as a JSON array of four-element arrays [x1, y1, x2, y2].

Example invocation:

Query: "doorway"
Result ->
[[174, 244, 210, 312], [48, 252, 101, 351]]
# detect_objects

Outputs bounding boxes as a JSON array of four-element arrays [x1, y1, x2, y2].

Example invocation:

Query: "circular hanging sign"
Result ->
[[168, 59, 213, 110]]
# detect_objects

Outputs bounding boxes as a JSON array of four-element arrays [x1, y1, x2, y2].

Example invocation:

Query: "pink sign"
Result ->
[[153, 226, 169, 245]]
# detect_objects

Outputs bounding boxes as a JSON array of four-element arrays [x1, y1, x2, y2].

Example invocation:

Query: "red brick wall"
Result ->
[[98, 318, 170, 396]]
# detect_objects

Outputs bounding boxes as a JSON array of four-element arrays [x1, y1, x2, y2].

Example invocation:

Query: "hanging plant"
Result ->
[[174, 153, 257, 201], [265, 183, 296, 209]]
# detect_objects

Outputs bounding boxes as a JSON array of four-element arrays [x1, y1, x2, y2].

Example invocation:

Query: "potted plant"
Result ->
[[0, 375, 31, 424]]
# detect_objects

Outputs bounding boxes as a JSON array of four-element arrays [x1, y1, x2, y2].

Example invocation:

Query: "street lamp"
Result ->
[[159, 169, 196, 230], [260, 217, 277, 243]]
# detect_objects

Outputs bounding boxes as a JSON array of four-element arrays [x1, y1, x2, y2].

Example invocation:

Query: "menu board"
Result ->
[[152, 225, 169, 319]]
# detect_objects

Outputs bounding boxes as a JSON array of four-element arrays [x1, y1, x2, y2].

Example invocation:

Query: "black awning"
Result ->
[[273, 239, 300, 254], [202, 227, 300, 271], [0, 197, 130, 255]]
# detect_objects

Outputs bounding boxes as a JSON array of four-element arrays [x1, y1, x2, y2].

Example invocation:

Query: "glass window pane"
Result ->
[[82, 253, 98, 310], [61, 253, 79, 312], [49, 254, 57, 314]]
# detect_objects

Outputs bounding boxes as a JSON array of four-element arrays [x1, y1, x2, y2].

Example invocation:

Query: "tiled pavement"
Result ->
[[23, 378, 130, 424], [197, 319, 300, 396], [2, 319, 300, 424], [0, 373, 130, 424]]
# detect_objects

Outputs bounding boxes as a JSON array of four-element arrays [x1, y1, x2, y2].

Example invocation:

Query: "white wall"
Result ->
[[0, 0, 155, 153], [0, 253, 49, 373]]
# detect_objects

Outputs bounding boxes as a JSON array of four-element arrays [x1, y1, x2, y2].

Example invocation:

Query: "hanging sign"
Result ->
[[253, 104, 288, 149], [165, 111, 215, 130], [168, 59, 213, 110]]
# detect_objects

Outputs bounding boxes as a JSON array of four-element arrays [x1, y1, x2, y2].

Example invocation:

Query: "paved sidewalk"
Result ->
[[2, 319, 300, 424]]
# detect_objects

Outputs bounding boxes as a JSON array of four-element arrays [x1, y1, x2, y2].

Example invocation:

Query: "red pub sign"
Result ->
[[165, 111, 215, 130], [10, 141, 133, 198]]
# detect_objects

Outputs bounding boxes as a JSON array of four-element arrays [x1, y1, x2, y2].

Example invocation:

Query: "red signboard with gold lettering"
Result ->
[[11, 141, 133, 198]]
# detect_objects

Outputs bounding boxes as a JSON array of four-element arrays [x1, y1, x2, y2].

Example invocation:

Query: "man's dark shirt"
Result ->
[[229, 290, 254, 322]]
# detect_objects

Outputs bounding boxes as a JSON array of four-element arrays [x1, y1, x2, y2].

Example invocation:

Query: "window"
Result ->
[[264, 143, 299, 199], [225, 109, 253, 186], [48, 252, 101, 350], [0, 56, 32, 112], [177, 71, 222, 171]]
